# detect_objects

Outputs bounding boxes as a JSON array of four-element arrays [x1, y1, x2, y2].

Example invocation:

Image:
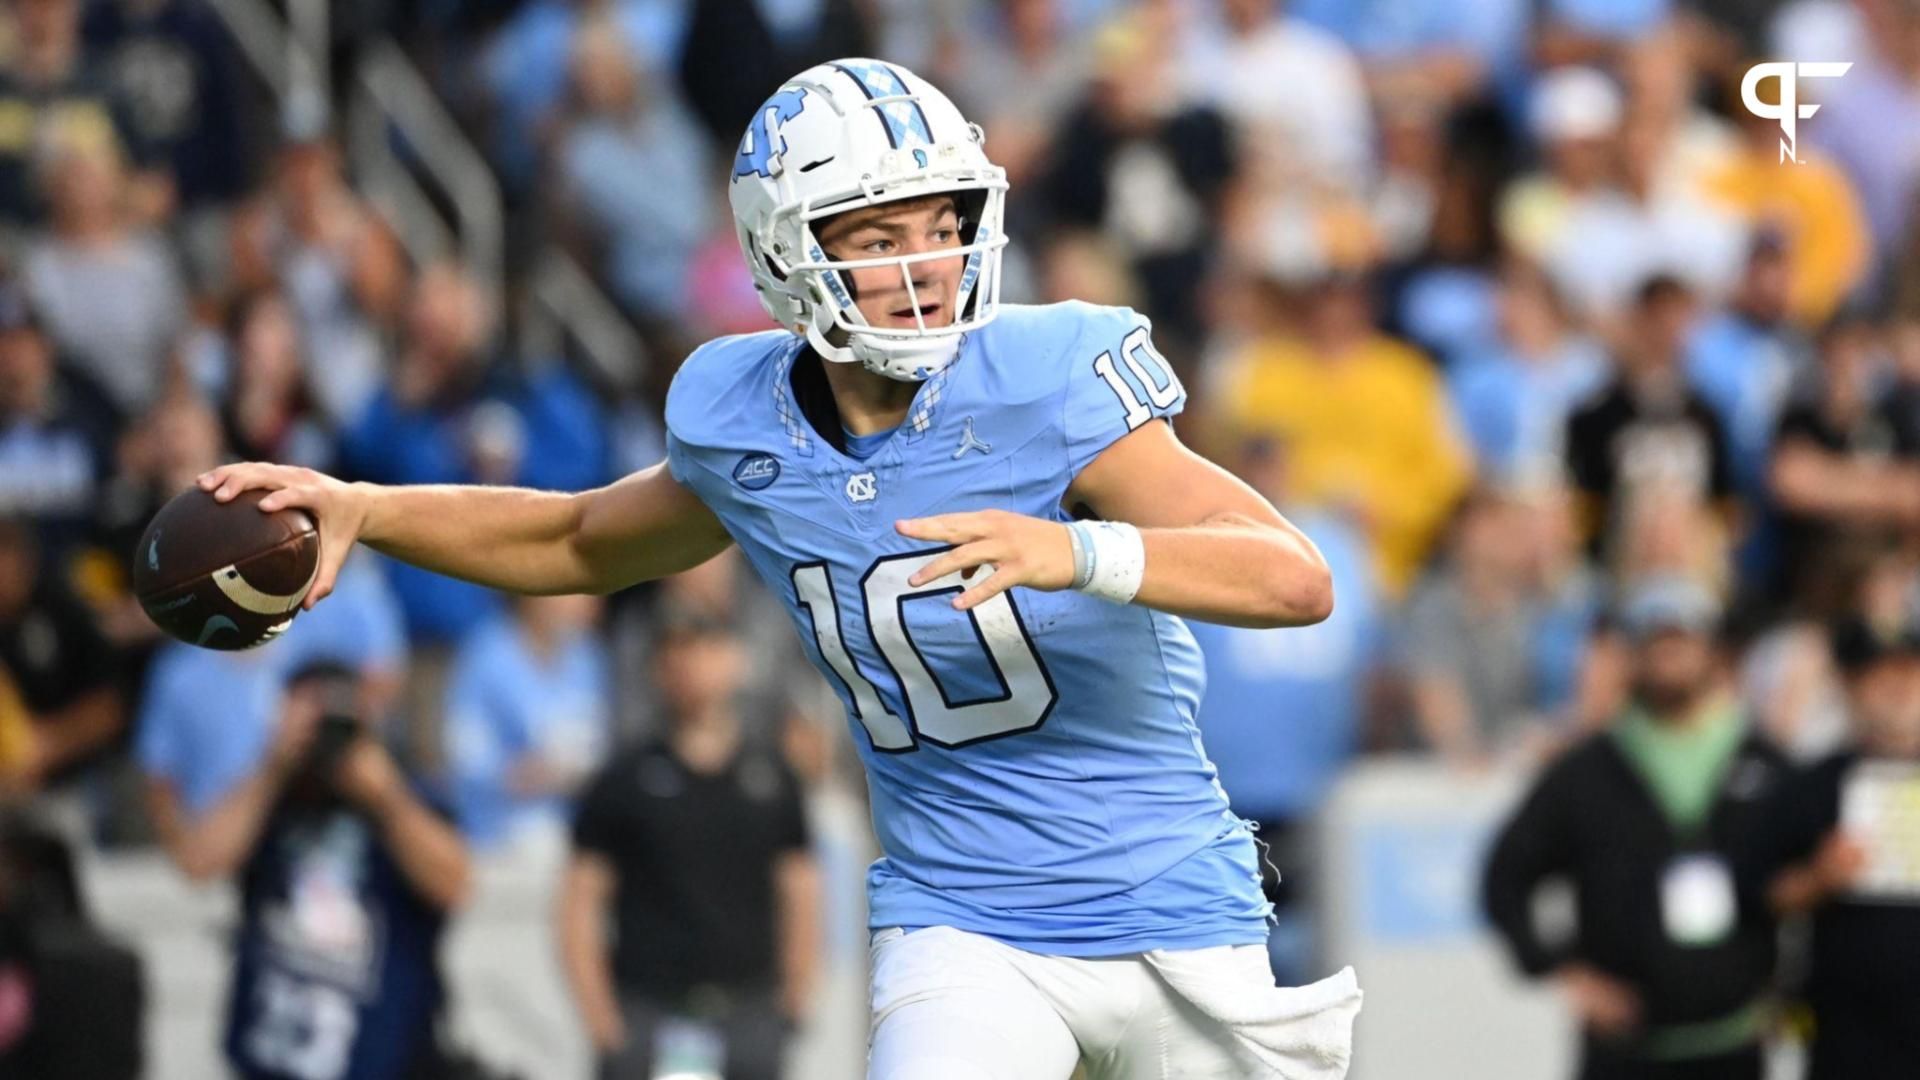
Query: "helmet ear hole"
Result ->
[[746, 234, 790, 283], [953, 189, 989, 246]]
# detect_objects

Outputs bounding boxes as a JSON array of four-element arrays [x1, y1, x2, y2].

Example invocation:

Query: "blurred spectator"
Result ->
[[80, 0, 253, 211], [338, 262, 610, 646], [1698, 67, 1871, 327], [1617, 28, 1739, 204], [1288, 0, 1527, 108], [1505, 66, 1746, 324], [1767, 311, 1920, 619], [1499, 66, 1624, 278], [1448, 259, 1609, 481], [136, 552, 406, 832], [619, 548, 811, 745], [674, 0, 873, 152], [228, 121, 406, 425], [1404, 484, 1599, 769], [1686, 232, 1809, 511], [1744, 615, 1920, 1080], [1565, 275, 1735, 564], [1369, 92, 1453, 280], [1768, 0, 1866, 63], [1685, 231, 1811, 603], [1218, 268, 1472, 596], [91, 390, 224, 627], [150, 660, 471, 1080], [1186, 436, 1380, 985], [478, 0, 688, 194], [1040, 11, 1234, 349], [559, 616, 818, 1080], [23, 122, 186, 416], [1528, 475, 1614, 726], [553, 18, 712, 329], [1372, 84, 1512, 367], [1884, 306, 1920, 447], [0, 0, 150, 228], [1805, 0, 1920, 279], [0, 809, 144, 1079], [1535, 0, 1674, 69], [1178, 0, 1372, 190], [218, 287, 333, 470], [1483, 576, 1784, 1080], [0, 283, 119, 551], [1737, 544, 1913, 761], [444, 593, 611, 854], [0, 518, 124, 808], [943, 0, 1091, 187]]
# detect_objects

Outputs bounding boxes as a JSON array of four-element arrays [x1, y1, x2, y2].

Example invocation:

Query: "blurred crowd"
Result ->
[[0, 0, 1916, 1076]]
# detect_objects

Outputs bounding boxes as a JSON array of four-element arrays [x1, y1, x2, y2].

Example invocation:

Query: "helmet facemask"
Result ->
[[792, 184, 1006, 381]]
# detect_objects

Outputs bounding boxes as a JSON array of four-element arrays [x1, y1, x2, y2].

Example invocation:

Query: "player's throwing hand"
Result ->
[[197, 463, 369, 610], [897, 510, 1076, 610]]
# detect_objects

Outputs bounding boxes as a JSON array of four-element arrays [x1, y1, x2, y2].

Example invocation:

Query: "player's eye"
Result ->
[[931, 227, 957, 245], [861, 238, 895, 254]]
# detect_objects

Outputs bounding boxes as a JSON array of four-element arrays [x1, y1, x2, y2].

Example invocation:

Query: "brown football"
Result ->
[[133, 488, 321, 651]]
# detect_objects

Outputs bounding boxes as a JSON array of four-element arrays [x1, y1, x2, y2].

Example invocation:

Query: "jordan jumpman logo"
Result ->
[[953, 416, 992, 459]]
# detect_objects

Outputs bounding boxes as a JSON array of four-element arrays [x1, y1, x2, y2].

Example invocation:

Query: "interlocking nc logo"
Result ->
[[1741, 62, 1852, 164], [845, 471, 878, 503]]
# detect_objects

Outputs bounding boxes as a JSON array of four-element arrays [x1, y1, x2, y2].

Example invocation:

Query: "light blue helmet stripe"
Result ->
[[831, 60, 936, 150]]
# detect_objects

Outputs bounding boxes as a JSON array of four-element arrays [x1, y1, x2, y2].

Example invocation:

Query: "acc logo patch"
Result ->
[[733, 452, 781, 491]]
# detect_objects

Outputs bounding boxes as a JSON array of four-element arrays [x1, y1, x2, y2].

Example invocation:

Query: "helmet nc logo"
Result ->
[[1741, 62, 1851, 164], [735, 87, 811, 179]]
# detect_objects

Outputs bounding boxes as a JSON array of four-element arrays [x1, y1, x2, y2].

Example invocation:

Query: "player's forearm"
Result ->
[[1134, 514, 1333, 629], [357, 482, 598, 594]]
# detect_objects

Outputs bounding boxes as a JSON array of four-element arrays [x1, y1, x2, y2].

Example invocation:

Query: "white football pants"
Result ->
[[866, 925, 1362, 1080]]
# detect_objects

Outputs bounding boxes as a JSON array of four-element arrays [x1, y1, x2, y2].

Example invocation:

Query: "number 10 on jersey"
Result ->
[[792, 551, 1058, 752]]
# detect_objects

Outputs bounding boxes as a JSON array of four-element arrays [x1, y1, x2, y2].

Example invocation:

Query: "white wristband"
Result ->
[[1069, 521, 1145, 605]]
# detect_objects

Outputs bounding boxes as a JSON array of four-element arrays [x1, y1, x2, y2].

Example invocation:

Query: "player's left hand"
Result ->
[[896, 510, 1075, 610]]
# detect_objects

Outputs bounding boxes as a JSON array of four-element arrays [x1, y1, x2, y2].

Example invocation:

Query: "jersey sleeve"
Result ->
[[661, 334, 753, 489], [1061, 306, 1188, 478], [664, 426, 698, 487]]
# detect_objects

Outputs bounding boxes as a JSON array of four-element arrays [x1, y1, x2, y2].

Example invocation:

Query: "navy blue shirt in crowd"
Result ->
[[224, 796, 446, 1080]]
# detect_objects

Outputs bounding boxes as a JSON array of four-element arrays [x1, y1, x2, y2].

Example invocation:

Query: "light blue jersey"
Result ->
[[665, 302, 1269, 956]]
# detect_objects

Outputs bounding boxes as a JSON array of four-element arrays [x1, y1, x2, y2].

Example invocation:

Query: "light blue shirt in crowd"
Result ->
[[442, 615, 612, 849], [1448, 337, 1609, 481]]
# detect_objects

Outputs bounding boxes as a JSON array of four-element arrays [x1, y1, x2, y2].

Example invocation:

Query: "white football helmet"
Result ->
[[728, 59, 1009, 382]]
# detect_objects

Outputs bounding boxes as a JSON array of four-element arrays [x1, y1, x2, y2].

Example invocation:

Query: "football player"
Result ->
[[202, 60, 1362, 1079]]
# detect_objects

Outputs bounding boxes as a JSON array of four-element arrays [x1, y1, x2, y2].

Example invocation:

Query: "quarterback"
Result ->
[[202, 60, 1362, 1079]]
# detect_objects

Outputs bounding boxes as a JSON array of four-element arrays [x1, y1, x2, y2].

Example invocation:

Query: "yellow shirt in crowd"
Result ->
[[1699, 148, 1871, 326], [1220, 334, 1473, 596]]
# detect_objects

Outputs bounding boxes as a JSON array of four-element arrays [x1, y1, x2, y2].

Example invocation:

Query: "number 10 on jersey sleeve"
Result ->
[[791, 551, 1058, 752]]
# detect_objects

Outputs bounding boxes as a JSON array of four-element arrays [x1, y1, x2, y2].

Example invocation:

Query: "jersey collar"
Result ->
[[773, 338, 960, 464]]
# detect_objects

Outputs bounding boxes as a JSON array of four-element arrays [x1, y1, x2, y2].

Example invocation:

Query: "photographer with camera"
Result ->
[[142, 660, 471, 1080]]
